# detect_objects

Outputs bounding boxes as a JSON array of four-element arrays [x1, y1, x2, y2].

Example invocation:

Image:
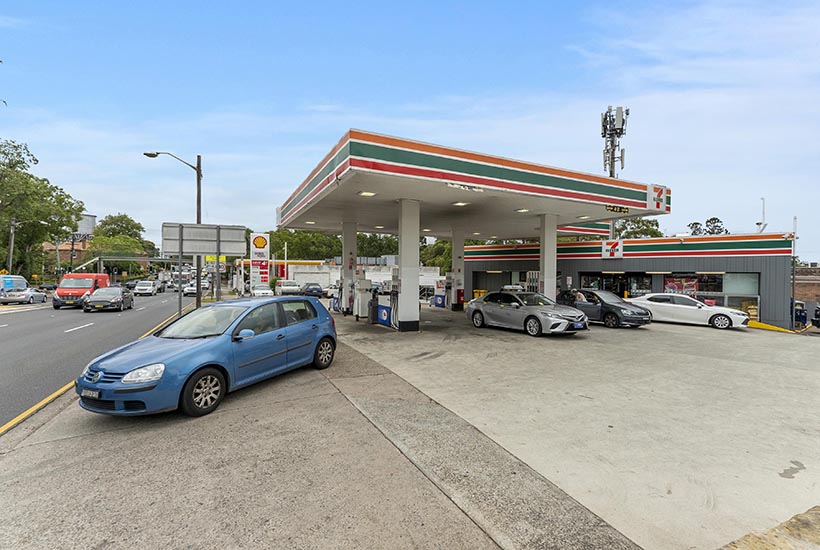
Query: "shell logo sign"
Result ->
[[252, 235, 268, 249]]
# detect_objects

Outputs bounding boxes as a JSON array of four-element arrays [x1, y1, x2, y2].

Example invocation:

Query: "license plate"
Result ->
[[81, 389, 99, 399], [573, 322, 585, 329], [95, 305, 103, 308], [65, 301, 74, 305]]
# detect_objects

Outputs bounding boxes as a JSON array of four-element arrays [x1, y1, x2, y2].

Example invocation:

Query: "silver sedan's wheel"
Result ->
[[710, 314, 731, 329], [181, 367, 225, 416], [472, 311, 485, 328], [28, 296, 34, 304], [313, 338, 335, 369], [525, 316, 542, 337]]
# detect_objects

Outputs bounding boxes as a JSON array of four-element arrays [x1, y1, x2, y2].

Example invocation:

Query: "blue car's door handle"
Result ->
[[311, 324, 318, 330], [276, 334, 285, 340]]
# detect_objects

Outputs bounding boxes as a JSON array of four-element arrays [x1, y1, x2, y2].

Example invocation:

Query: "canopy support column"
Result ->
[[341, 221, 357, 314], [539, 214, 558, 297], [397, 199, 420, 331]]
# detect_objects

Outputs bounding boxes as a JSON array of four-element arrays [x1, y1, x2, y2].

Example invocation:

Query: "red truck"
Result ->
[[53, 273, 110, 309]]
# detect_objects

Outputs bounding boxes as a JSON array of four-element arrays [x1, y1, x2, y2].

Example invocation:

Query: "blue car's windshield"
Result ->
[[158, 306, 247, 339]]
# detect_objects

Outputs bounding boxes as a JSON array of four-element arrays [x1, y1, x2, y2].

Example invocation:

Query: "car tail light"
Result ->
[[331, 315, 336, 328]]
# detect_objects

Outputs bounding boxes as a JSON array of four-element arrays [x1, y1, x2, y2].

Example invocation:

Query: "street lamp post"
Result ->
[[144, 151, 203, 308]]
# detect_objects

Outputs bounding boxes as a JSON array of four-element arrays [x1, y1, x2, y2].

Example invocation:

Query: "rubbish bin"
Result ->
[[473, 289, 488, 299]]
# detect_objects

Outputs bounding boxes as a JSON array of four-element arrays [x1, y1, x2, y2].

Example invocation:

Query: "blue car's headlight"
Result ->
[[122, 363, 165, 384], [81, 362, 93, 378]]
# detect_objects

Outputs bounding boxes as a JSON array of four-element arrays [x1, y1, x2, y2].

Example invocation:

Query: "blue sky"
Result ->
[[2, 1, 819, 259]]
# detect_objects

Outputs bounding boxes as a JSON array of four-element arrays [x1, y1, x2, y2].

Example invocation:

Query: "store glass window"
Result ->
[[581, 275, 601, 290], [727, 296, 759, 321], [664, 274, 698, 294], [697, 274, 723, 292], [628, 275, 652, 296], [723, 273, 759, 294]]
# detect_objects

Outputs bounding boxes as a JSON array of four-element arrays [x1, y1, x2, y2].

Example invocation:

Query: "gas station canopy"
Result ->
[[277, 129, 671, 239]]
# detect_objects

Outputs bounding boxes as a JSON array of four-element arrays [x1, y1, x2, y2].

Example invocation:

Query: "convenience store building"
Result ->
[[465, 233, 794, 328]]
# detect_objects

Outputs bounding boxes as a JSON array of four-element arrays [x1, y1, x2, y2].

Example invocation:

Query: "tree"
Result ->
[[687, 217, 729, 236], [687, 222, 704, 236], [613, 218, 664, 239], [96, 213, 145, 240], [357, 233, 398, 257], [0, 140, 84, 276], [704, 217, 729, 235], [420, 239, 451, 275]]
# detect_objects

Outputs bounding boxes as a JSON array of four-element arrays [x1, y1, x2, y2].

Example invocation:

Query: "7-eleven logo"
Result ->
[[648, 185, 666, 210], [602, 240, 623, 259]]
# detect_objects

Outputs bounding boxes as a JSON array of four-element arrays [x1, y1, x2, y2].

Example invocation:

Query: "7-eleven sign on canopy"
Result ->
[[647, 184, 667, 211], [601, 240, 623, 259]]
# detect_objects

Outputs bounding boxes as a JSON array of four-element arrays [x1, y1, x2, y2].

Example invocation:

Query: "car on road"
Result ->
[[300, 282, 324, 298], [627, 293, 749, 329], [133, 280, 158, 296], [250, 283, 274, 297], [156, 281, 166, 293], [182, 283, 198, 297], [467, 291, 588, 336], [274, 279, 301, 296], [556, 289, 651, 328], [75, 297, 337, 416], [0, 286, 48, 305], [83, 287, 134, 312], [38, 282, 58, 291], [53, 273, 110, 309], [124, 280, 139, 290]]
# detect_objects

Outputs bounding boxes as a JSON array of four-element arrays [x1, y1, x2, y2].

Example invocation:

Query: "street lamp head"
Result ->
[[143, 152, 160, 158]]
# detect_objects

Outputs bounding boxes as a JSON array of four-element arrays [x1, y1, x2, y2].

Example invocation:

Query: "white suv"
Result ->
[[275, 280, 301, 296], [134, 281, 158, 296]]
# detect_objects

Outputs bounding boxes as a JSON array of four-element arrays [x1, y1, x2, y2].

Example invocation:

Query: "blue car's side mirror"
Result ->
[[235, 329, 255, 341]]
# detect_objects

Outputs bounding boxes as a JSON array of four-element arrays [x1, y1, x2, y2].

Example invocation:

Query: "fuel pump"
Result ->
[[443, 272, 453, 308], [353, 276, 372, 321], [389, 267, 400, 329], [449, 272, 464, 311]]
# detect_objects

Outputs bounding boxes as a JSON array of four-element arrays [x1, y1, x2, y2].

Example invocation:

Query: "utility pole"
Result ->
[[6, 218, 15, 273], [601, 105, 629, 238]]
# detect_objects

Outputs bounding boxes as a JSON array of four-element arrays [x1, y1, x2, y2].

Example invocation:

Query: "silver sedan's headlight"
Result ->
[[539, 311, 563, 320], [122, 363, 165, 384]]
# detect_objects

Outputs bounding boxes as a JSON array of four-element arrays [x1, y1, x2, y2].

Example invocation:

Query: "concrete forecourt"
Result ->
[[0, 305, 817, 549]]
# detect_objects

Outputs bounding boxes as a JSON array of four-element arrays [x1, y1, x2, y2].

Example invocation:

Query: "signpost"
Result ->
[[161, 223, 246, 315], [249, 233, 270, 287]]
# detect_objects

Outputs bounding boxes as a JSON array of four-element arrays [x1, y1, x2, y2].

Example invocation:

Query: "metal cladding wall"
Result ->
[[465, 255, 791, 328]]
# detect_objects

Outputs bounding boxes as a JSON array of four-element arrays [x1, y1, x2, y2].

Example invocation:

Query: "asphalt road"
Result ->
[[0, 291, 195, 426]]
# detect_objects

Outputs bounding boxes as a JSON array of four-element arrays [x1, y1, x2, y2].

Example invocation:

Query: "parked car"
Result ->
[[466, 291, 588, 336], [84, 287, 134, 312], [300, 283, 324, 297], [323, 283, 339, 298], [0, 285, 48, 305], [275, 279, 301, 296], [134, 280, 158, 296], [556, 289, 651, 328], [250, 283, 274, 297], [75, 297, 337, 416], [53, 273, 110, 309], [627, 293, 749, 329]]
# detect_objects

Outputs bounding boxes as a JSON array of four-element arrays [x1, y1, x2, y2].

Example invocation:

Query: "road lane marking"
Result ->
[[0, 324, 8, 328], [0, 381, 75, 437], [136, 307, 146, 311], [64, 322, 94, 333], [161, 300, 168, 304], [0, 303, 195, 439]]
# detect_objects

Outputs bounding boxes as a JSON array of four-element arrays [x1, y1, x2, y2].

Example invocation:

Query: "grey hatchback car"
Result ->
[[467, 291, 588, 336]]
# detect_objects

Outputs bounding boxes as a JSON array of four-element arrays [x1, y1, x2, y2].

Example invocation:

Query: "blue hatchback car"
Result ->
[[75, 297, 337, 417]]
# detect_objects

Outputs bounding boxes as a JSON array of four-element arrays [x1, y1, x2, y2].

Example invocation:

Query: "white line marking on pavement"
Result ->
[[64, 322, 94, 333], [161, 300, 168, 304], [0, 324, 8, 328], [137, 307, 146, 311]]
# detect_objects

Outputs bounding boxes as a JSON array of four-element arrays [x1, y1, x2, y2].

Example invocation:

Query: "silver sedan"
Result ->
[[466, 291, 588, 336], [0, 287, 48, 305]]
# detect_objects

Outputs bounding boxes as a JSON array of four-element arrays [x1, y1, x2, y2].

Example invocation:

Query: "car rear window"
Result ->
[[282, 300, 317, 325]]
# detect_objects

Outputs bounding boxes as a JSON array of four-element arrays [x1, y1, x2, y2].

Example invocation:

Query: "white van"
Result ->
[[274, 279, 301, 296]]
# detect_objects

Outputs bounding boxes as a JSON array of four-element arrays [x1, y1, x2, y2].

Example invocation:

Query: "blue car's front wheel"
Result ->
[[181, 367, 226, 416]]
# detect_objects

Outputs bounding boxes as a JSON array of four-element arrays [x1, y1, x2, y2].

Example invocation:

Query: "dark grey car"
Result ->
[[466, 291, 588, 336]]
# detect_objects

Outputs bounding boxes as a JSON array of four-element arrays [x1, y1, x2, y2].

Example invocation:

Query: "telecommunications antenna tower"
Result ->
[[601, 105, 629, 179]]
